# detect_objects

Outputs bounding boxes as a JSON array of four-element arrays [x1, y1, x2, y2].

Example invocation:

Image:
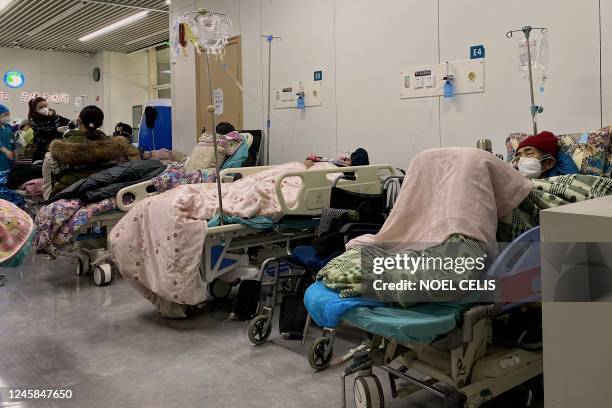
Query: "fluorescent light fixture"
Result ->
[[125, 28, 169, 46], [0, 0, 13, 13], [25, 2, 86, 37], [79, 10, 149, 42]]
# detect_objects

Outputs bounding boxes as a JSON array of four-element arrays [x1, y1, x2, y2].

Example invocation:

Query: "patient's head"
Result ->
[[513, 131, 557, 178], [349, 148, 369, 166], [113, 122, 133, 142], [216, 122, 236, 135]]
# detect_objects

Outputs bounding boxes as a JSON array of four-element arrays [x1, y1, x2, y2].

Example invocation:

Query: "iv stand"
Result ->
[[507, 26, 547, 136], [204, 50, 225, 226], [261, 35, 281, 165]]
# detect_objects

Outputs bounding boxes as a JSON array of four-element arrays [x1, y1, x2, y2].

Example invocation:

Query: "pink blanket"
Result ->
[[348, 148, 532, 253], [110, 162, 334, 308]]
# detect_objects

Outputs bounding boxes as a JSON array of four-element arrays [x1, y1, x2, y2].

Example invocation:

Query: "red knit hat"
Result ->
[[517, 131, 558, 158]]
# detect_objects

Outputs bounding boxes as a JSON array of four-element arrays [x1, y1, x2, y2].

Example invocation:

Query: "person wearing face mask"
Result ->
[[0, 105, 16, 171], [512, 131, 579, 179], [28, 97, 66, 162]]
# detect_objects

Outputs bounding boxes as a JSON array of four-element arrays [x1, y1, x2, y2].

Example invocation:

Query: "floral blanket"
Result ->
[[33, 165, 214, 256], [34, 198, 116, 257]]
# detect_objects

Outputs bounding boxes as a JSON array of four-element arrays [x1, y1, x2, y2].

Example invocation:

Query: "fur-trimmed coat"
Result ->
[[42, 131, 140, 200]]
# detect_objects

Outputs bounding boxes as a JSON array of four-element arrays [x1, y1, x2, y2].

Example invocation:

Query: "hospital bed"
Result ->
[[76, 164, 396, 292], [304, 227, 542, 408], [64, 130, 265, 286]]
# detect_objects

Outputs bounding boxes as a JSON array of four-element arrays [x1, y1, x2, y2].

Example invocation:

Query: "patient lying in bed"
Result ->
[[318, 147, 612, 307], [109, 161, 337, 318]]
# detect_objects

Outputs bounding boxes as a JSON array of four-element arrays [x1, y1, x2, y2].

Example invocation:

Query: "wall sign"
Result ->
[[3, 71, 25, 88], [213, 88, 224, 115], [16, 92, 71, 104], [470, 45, 485, 59], [314, 70, 323, 81]]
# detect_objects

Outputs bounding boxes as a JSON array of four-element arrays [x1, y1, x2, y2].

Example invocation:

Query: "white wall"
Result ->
[[0, 48, 100, 123], [172, 0, 610, 167], [0, 47, 150, 134]]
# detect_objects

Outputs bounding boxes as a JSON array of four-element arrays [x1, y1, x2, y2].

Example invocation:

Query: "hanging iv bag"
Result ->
[[517, 31, 549, 86], [197, 13, 232, 56]]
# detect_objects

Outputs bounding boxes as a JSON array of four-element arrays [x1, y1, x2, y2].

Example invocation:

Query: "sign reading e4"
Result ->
[[470, 45, 485, 59], [3, 71, 25, 88]]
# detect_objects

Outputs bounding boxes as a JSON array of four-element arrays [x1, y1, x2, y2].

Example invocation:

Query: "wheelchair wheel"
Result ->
[[353, 375, 384, 408], [308, 336, 333, 371], [93, 263, 113, 286], [248, 315, 271, 345], [210, 278, 232, 299]]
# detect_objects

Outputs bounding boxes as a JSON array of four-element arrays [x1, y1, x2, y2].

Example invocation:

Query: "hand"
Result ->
[[1, 148, 14, 160], [304, 159, 314, 169]]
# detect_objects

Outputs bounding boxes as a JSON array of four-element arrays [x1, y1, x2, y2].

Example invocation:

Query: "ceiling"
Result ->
[[0, 0, 170, 54]]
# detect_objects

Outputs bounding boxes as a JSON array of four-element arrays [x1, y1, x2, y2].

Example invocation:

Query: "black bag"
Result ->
[[231, 279, 261, 320], [279, 294, 308, 340]]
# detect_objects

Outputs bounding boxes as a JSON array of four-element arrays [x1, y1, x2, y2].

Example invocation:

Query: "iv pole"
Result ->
[[507, 26, 547, 136], [261, 35, 280, 165]]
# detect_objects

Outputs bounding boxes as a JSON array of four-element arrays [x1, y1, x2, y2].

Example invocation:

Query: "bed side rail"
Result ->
[[116, 180, 157, 212], [275, 164, 396, 216]]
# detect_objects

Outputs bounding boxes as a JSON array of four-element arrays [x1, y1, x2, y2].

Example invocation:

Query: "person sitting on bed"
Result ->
[[304, 148, 370, 169], [512, 131, 579, 179], [41, 106, 140, 200]]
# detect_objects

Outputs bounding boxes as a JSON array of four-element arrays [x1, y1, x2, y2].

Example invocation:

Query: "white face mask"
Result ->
[[38, 107, 50, 116], [517, 154, 553, 179]]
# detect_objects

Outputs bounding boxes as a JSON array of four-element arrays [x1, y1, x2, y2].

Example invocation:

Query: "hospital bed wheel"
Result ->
[[75, 255, 90, 276], [308, 337, 334, 371], [210, 278, 232, 299], [353, 375, 384, 408], [93, 263, 113, 286], [248, 315, 272, 345]]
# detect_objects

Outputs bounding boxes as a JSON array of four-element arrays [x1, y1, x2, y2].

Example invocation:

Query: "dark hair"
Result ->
[[79, 105, 104, 140], [113, 122, 133, 141], [350, 148, 369, 166], [28, 96, 47, 121], [216, 122, 236, 135]]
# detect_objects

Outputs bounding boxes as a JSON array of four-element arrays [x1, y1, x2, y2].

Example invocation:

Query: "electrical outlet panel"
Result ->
[[400, 59, 485, 99], [274, 81, 323, 109]]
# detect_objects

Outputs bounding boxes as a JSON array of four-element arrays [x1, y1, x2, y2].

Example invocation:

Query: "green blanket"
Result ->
[[497, 174, 612, 242], [317, 234, 486, 306]]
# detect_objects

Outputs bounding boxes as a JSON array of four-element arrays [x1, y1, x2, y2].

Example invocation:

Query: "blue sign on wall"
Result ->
[[3, 71, 25, 88], [470, 45, 485, 59], [314, 70, 323, 81]]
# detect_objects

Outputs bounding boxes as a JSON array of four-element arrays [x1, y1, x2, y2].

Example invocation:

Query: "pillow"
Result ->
[[185, 133, 226, 173], [506, 127, 612, 176]]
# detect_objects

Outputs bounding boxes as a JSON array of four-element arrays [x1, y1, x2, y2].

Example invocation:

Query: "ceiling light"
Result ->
[[125, 28, 169, 46], [79, 10, 149, 42], [0, 0, 13, 13]]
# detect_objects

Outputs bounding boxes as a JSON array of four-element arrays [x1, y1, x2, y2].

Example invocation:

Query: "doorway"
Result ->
[[196, 35, 243, 141]]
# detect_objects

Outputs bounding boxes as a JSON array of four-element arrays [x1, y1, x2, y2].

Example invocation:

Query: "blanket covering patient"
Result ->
[[110, 161, 335, 318], [317, 148, 612, 307]]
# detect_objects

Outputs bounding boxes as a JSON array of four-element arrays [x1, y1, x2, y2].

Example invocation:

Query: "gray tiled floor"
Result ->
[[0, 256, 540, 407]]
